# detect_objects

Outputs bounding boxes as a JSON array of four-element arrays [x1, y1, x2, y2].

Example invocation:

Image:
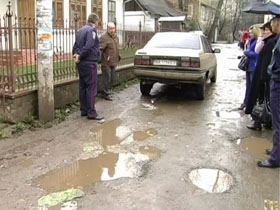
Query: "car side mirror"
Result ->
[[213, 48, 221, 53]]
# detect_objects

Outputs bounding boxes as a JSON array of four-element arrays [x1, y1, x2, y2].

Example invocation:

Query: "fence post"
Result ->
[[6, 2, 15, 92]]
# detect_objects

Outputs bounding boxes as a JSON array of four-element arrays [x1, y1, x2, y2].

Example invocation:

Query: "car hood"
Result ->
[[136, 48, 202, 57]]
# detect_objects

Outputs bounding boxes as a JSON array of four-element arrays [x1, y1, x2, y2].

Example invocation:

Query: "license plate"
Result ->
[[153, 59, 177, 66]]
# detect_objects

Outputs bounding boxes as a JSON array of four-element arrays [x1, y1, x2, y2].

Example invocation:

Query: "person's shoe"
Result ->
[[238, 103, 245, 110], [257, 160, 280, 168], [246, 122, 262, 131], [265, 148, 272, 155], [104, 95, 113, 101], [87, 115, 104, 120]]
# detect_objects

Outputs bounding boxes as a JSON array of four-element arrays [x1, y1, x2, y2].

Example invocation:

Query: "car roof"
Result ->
[[155, 32, 204, 38]]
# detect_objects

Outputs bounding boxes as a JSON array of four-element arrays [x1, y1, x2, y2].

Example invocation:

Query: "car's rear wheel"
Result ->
[[196, 79, 206, 100], [210, 67, 217, 83], [140, 80, 153, 96]]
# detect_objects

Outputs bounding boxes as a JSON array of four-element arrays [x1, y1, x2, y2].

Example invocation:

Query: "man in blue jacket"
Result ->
[[73, 13, 103, 120], [258, 15, 280, 168]]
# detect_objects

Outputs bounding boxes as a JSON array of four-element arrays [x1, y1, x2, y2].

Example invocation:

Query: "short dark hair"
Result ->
[[261, 22, 272, 32], [88, 13, 99, 24]]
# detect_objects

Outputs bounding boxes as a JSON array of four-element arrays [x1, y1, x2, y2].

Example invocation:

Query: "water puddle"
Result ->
[[139, 146, 161, 158], [90, 119, 131, 146], [33, 152, 149, 192], [264, 200, 279, 210], [89, 119, 158, 146], [19, 158, 33, 168], [133, 128, 158, 141], [216, 111, 241, 119], [237, 137, 272, 158], [189, 168, 233, 193], [142, 103, 157, 111]]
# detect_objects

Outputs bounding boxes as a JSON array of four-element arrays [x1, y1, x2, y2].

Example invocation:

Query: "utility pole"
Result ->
[[36, 0, 54, 121]]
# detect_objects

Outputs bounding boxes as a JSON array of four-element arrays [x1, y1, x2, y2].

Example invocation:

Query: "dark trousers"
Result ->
[[244, 71, 254, 105], [77, 62, 98, 118], [101, 65, 115, 96], [269, 80, 280, 165]]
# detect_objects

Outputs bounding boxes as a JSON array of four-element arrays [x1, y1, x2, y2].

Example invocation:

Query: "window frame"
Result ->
[[53, 0, 64, 27], [108, 0, 116, 23], [69, 0, 87, 25]]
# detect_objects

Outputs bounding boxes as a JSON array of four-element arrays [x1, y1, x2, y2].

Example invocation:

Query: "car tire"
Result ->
[[140, 80, 153, 96], [210, 68, 217, 83], [196, 79, 206, 100]]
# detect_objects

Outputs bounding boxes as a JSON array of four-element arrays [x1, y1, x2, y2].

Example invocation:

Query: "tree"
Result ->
[[207, 0, 224, 42]]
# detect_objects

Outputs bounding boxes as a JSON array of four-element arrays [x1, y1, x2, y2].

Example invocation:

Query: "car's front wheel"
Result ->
[[140, 80, 153, 96], [196, 79, 206, 100]]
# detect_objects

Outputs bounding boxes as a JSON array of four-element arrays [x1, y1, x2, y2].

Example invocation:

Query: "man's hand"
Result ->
[[73, 54, 80, 64]]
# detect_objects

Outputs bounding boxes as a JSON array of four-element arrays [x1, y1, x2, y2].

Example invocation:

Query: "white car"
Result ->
[[133, 32, 220, 100]]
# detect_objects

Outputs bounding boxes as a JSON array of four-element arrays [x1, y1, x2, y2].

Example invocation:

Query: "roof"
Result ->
[[135, 0, 182, 17], [158, 16, 186, 22]]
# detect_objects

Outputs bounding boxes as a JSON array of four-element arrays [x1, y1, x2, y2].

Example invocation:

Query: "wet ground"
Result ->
[[0, 43, 279, 210]]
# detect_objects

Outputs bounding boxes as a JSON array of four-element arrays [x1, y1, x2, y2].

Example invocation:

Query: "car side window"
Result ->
[[202, 37, 212, 53]]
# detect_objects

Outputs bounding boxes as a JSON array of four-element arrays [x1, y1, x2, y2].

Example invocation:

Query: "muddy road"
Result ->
[[0, 43, 279, 210]]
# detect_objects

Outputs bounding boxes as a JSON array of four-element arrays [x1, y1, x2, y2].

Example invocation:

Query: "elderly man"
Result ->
[[100, 22, 120, 101], [258, 15, 280, 168], [72, 13, 104, 120]]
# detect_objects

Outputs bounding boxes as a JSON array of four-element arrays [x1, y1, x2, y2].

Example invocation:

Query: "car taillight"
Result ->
[[190, 58, 200, 68], [181, 57, 190, 67], [134, 56, 150, 65]]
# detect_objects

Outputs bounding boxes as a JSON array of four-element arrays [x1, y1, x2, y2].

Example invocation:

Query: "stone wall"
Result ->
[[0, 65, 135, 123]]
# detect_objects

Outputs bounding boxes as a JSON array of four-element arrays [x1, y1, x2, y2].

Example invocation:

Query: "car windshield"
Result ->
[[144, 33, 201, 50]]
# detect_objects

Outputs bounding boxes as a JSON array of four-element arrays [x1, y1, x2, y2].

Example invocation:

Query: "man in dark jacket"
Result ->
[[100, 22, 120, 101], [258, 15, 280, 168], [72, 13, 103, 120]]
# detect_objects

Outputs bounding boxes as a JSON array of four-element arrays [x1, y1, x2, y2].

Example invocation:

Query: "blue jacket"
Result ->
[[244, 38, 258, 72], [72, 23, 100, 64], [268, 34, 280, 81]]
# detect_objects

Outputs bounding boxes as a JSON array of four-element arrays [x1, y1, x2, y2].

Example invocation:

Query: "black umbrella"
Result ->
[[242, 0, 280, 15]]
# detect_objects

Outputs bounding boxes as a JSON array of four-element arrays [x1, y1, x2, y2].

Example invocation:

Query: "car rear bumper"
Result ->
[[134, 67, 207, 84]]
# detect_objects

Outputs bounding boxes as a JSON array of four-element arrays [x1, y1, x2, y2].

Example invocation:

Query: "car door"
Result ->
[[200, 37, 216, 75]]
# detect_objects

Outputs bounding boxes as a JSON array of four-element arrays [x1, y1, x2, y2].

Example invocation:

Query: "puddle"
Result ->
[[90, 119, 131, 146], [133, 128, 158, 141], [139, 146, 161, 158], [237, 137, 272, 158], [33, 152, 149, 192], [216, 111, 241, 119], [264, 200, 279, 210], [142, 103, 157, 110], [189, 168, 233, 193], [19, 158, 33, 168], [90, 119, 158, 146]]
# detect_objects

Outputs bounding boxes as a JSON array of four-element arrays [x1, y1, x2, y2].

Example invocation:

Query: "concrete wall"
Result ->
[[0, 66, 135, 123]]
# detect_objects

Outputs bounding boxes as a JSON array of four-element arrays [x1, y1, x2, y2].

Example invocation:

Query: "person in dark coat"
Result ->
[[245, 22, 276, 130], [72, 13, 104, 120], [238, 26, 260, 110], [258, 15, 280, 168]]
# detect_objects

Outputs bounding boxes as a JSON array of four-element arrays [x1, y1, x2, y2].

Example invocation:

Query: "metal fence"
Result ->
[[0, 5, 155, 95]]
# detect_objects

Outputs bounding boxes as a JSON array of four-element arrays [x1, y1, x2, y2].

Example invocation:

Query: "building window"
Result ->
[[53, 0, 63, 27], [108, 0, 116, 23], [92, 0, 103, 27], [70, 0, 87, 24]]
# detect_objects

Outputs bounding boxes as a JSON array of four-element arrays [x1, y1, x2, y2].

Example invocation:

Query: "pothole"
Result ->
[[133, 128, 158, 141], [189, 168, 233, 193], [33, 152, 150, 192], [236, 136, 272, 158]]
